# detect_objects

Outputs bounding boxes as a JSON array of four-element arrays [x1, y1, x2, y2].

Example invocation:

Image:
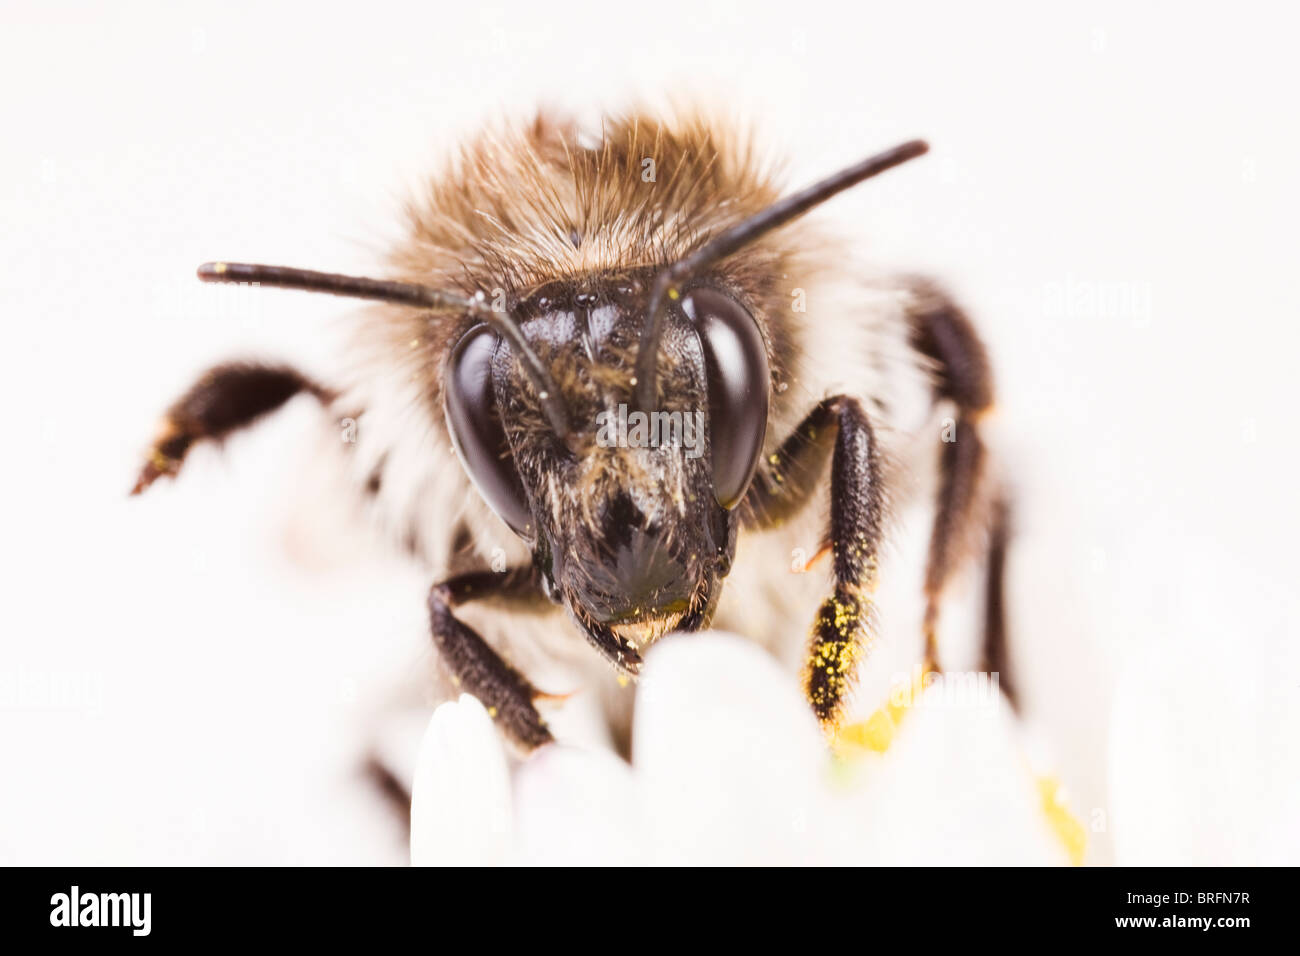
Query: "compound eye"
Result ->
[[682, 288, 770, 509], [444, 324, 534, 537]]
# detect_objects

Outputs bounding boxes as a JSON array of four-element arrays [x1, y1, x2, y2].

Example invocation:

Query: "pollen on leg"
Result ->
[[803, 586, 870, 728]]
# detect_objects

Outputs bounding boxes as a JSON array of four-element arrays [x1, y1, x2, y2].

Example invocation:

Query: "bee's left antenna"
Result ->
[[632, 139, 930, 411], [197, 262, 570, 437]]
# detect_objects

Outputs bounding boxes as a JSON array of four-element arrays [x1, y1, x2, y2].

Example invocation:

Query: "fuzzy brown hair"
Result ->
[[381, 110, 823, 433], [390, 111, 792, 289]]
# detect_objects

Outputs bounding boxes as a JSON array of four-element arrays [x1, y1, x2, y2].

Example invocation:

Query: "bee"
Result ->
[[132, 112, 1007, 752]]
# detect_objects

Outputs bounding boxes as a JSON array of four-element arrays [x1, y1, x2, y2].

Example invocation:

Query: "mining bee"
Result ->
[[132, 112, 1006, 752]]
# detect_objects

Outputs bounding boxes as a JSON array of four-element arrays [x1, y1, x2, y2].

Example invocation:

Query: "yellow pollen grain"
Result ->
[[834, 662, 927, 757], [837, 709, 895, 753], [1038, 776, 1087, 866], [830, 664, 1087, 866]]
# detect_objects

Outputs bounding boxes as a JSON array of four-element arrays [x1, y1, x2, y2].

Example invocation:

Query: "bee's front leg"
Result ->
[[428, 566, 554, 751], [131, 361, 336, 494], [745, 396, 884, 731]]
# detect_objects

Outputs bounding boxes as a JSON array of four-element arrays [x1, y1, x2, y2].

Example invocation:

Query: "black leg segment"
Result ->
[[906, 280, 997, 665], [131, 360, 335, 494], [980, 493, 1016, 709], [745, 396, 885, 729], [428, 568, 554, 751]]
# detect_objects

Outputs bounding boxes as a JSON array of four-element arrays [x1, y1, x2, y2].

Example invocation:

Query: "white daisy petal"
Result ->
[[633, 632, 829, 864], [512, 745, 642, 865], [845, 679, 1065, 865], [410, 694, 512, 866]]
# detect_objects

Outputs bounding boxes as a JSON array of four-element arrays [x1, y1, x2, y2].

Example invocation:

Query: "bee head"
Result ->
[[443, 274, 770, 671]]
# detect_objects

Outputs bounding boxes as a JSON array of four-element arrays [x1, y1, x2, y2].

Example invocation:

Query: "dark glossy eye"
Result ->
[[444, 325, 534, 537], [682, 288, 770, 509]]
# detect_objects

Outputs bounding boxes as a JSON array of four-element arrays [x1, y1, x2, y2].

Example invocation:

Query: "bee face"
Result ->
[[444, 272, 769, 667], [170, 118, 934, 750]]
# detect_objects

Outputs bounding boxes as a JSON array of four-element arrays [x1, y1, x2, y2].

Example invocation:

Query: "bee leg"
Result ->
[[131, 361, 336, 494], [980, 493, 1017, 709], [363, 753, 412, 837], [906, 280, 996, 668], [746, 396, 884, 729], [805, 398, 884, 728], [428, 567, 554, 751], [361, 565, 548, 830]]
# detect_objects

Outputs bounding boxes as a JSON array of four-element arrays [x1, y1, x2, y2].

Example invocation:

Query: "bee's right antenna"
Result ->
[[632, 139, 930, 412], [197, 262, 571, 438]]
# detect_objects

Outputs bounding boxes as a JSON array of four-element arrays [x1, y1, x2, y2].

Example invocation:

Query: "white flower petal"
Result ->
[[633, 632, 830, 864], [512, 745, 642, 865], [410, 694, 512, 866], [845, 679, 1065, 865]]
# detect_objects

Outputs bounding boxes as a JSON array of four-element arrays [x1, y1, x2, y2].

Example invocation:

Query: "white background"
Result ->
[[1, 1, 1296, 864]]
